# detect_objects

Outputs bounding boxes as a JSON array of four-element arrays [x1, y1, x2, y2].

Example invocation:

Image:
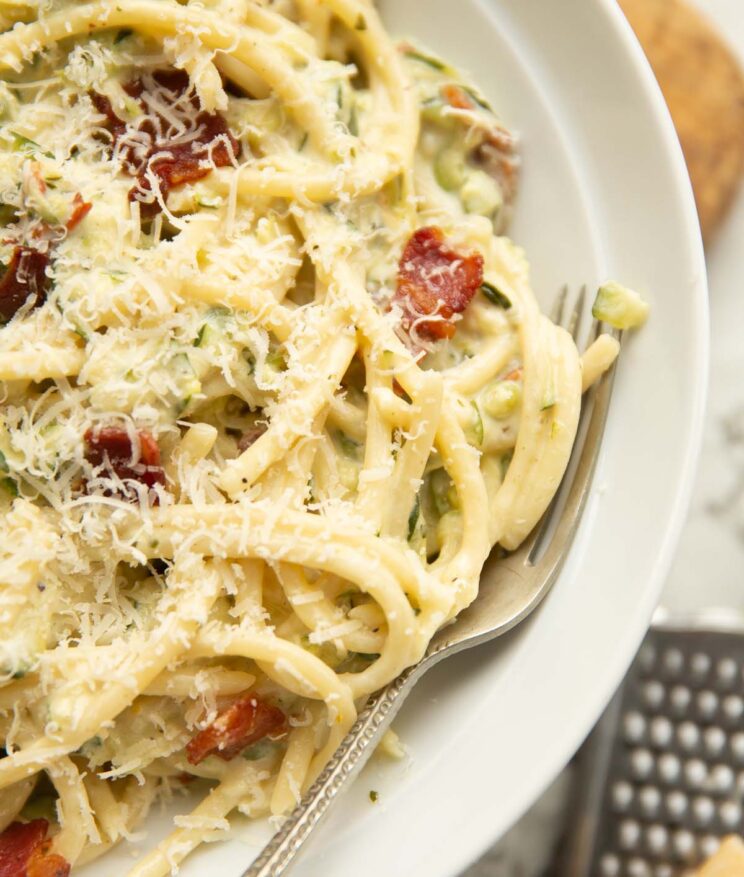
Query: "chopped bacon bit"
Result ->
[[185, 693, 287, 765], [0, 821, 68, 877], [93, 69, 241, 217], [26, 843, 70, 877], [122, 77, 146, 101], [472, 126, 520, 213], [0, 198, 90, 324], [394, 226, 483, 341], [441, 84, 475, 111], [237, 424, 267, 453], [0, 246, 50, 323], [0, 820, 48, 877], [90, 91, 126, 141], [65, 194, 92, 233], [84, 426, 166, 502]]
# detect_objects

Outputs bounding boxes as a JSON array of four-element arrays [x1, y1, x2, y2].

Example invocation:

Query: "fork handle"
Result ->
[[242, 660, 426, 877]]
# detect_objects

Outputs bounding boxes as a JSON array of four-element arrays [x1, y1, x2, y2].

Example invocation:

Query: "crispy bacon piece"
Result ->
[[90, 91, 126, 141], [0, 246, 50, 323], [26, 844, 70, 877], [65, 194, 92, 233], [186, 693, 287, 765], [0, 208, 89, 324], [394, 226, 483, 341], [0, 820, 48, 877], [0, 820, 69, 877], [93, 69, 241, 217], [84, 426, 166, 501]]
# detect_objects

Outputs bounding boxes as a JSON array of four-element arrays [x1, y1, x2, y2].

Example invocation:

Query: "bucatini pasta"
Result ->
[[0, 1, 643, 874]]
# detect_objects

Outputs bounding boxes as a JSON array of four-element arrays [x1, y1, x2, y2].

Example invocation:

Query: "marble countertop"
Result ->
[[463, 2, 744, 873]]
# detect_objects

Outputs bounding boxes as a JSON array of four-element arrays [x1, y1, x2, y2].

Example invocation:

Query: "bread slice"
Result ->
[[619, 0, 744, 243]]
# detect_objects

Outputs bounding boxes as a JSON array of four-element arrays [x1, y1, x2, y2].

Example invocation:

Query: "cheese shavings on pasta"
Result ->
[[0, 1, 634, 874]]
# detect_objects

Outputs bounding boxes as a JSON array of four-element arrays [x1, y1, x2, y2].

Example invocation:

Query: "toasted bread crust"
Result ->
[[619, 0, 744, 243]]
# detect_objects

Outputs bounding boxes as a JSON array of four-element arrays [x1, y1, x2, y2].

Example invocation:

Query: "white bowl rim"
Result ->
[[421, 0, 710, 871]]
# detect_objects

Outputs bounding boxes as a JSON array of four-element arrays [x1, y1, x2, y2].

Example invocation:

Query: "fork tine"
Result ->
[[590, 315, 603, 342], [532, 345, 619, 573], [551, 283, 568, 325], [566, 284, 586, 341], [508, 505, 550, 566]]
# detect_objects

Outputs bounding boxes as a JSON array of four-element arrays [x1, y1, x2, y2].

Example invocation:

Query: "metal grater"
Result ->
[[560, 611, 744, 877]]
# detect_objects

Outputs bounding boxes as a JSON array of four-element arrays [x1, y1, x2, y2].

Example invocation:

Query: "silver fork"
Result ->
[[244, 285, 618, 877]]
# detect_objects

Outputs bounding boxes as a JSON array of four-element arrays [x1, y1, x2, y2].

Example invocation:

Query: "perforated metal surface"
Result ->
[[589, 627, 744, 877]]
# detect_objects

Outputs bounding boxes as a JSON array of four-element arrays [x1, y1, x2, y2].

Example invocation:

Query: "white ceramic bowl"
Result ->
[[83, 0, 708, 874]]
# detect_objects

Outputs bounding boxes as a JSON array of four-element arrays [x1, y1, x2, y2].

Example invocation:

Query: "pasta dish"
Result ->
[[0, 1, 646, 873]]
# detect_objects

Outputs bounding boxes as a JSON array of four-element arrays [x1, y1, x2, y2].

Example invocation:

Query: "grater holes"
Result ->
[[695, 690, 719, 720], [699, 834, 720, 860], [730, 732, 744, 761], [716, 658, 737, 685], [649, 718, 673, 748], [690, 652, 711, 679], [664, 790, 688, 821], [702, 726, 726, 756], [638, 785, 662, 817], [662, 649, 684, 676], [643, 681, 665, 710], [683, 759, 707, 789], [722, 694, 744, 721], [613, 780, 634, 812], [599, 852, 622, 876], [671, 828, 696, 861], [627, 856, 652, 876], [630, 748, 655, 781], [709, 763, 734, 794], [677, 722, 700, 753], [658, 754, 681, 785], [589, 632, 744, 877], [624, 711, 647, 744], [645, 824, 669, 856], [718, 799, 741, 828], [668, 686, 691, 715], [691, 795, 715, 826], [618, 818, 642, 850]]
